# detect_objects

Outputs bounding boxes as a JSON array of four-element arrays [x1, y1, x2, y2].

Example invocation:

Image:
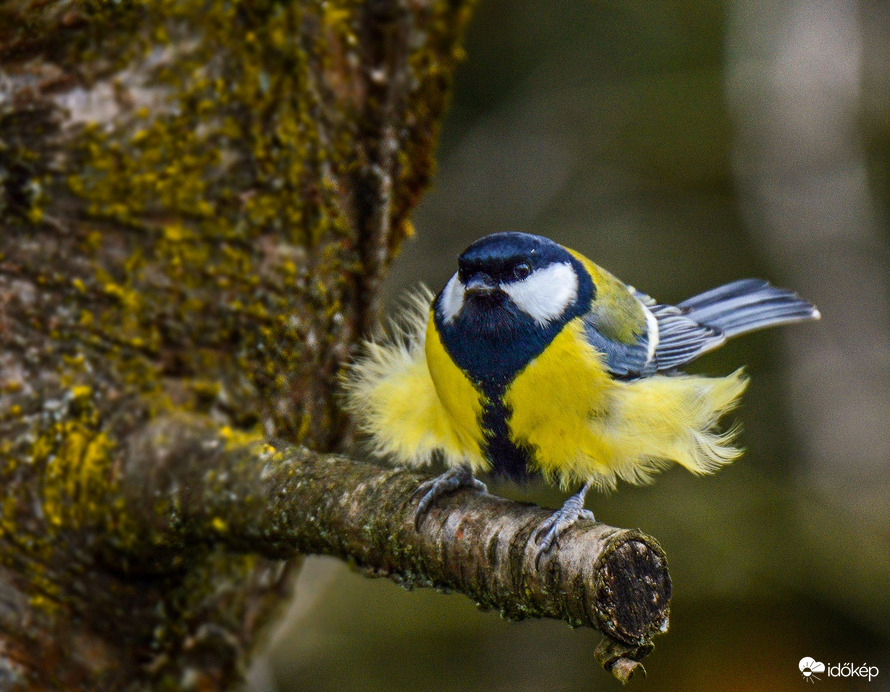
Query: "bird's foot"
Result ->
[[414, 465, 487, 529], [534, 483, 594, 557]]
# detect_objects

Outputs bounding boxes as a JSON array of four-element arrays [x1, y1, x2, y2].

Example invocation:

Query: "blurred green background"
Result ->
[[261, 1, 890, 689]]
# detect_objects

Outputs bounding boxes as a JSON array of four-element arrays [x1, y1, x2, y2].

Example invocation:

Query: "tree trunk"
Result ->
[[0, 2, 669, 688]]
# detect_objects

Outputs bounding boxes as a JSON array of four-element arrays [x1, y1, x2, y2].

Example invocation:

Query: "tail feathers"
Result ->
[[679, 279, 820, 339]]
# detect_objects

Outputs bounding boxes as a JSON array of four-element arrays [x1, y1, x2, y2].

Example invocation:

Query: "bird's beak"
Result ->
[[464, 273, 496, 297]]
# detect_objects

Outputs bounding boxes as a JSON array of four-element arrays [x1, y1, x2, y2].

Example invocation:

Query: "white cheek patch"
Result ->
[[502, 262, 578, 326], [438, 272, 464, 324]]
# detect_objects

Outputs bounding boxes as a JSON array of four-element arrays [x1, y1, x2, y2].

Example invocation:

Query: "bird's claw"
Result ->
[[414, 466, 487, 529], [534, 507, 596, 555], [533, 483, 595, 566]]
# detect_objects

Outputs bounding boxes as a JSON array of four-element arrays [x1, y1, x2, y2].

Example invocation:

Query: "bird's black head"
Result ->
[[433, 232, 594, 386], [438, 232, 586, 331]]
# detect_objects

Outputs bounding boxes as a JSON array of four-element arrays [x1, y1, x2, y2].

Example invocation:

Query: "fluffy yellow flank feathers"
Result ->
[[505, 318, 748, 488], [342, 288, 489, 473], [343, 287, 749, 489]]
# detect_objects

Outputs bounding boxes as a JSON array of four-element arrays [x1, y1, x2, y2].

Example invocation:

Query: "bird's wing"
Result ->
[[640, 278, 819, 369], [580, 283, 728, 378], [585, 274, 816, 377], [631, 289, 726, 371], [571, 251, 728, 377], [580, 319, 652, 377]]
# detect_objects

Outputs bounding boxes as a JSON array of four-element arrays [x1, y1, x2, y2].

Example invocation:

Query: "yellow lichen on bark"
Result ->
[[0, 0, 477, 686]]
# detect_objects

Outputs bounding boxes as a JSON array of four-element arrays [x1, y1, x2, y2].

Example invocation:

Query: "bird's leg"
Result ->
[[413, 465, 487, 529], [535, 482, 595, 554]]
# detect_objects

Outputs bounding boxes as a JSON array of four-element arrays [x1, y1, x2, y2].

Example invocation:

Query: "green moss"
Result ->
[[62, 1, 360, 447], [1, 0, 476, 676]]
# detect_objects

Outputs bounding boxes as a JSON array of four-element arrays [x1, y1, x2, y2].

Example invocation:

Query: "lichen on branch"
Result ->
[[116, 417, 670, 676]]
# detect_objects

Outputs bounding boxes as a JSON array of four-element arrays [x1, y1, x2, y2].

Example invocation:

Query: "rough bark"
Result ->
[[117, 417, 669, 683], [0, 1, 669, 688]]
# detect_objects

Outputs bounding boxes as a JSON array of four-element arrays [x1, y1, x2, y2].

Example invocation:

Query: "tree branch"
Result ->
[[117, 417, 670, 681]]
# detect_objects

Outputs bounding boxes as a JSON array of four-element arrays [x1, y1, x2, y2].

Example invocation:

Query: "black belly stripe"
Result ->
[[479, 383, 534, 481]]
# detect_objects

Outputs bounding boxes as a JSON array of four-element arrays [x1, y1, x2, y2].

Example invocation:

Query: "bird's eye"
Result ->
[[512, 262, 531, 280]]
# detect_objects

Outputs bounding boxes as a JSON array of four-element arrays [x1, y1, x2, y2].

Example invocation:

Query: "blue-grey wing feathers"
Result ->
[[676, 279, 819, 338], [582, 324, 653, 378], [642, 299, 725, 371], [588, 278, 819, 378]]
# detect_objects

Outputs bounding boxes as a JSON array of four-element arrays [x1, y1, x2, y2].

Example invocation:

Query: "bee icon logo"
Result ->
[[800, 657, 826, 684]]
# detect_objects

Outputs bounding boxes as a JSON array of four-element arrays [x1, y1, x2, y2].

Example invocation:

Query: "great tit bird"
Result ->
[[345, 232, 819, 552]]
